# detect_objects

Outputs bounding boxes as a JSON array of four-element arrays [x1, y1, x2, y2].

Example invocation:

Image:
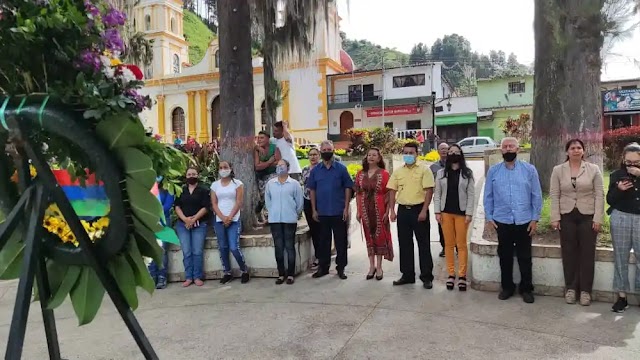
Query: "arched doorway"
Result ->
[[210, 96, 221, 139], [260, 101, 267, 131], [171, 107, 186, 142], [339, 111, 354, 141]]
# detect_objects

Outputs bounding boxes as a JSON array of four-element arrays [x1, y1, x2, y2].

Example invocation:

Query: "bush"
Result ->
[[295, 147, 309, 159], [347, 163, 363, 179], [419, 150, 440, 163], [346, 127, 405, 155], [603, 126, 640, 169]]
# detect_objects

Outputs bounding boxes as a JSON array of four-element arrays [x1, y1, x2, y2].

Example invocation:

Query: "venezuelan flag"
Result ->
[[53, 170, 109, 219]]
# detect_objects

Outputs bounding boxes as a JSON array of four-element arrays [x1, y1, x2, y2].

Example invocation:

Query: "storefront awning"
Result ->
[[435, 114, 477, 126]]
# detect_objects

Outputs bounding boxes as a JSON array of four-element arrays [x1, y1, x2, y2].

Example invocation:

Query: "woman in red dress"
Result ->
[[355, 147, 394, 281]]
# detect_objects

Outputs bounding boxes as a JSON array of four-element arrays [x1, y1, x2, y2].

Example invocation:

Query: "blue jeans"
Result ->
[[148, 241, 170, 280], [176, 221, 207, 280], [271, 223, 297, 277], [213, 221, 247, 274]]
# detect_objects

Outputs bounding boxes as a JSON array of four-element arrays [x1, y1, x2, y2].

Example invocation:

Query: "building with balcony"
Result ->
[[476, 74, 534, 142], [326, 63, 453, 141], [434, 96, 478, 143], [601, 78, 640, 131]]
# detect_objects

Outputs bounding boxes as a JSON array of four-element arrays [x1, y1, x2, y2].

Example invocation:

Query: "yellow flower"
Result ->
[[110, 58, 122, 66]]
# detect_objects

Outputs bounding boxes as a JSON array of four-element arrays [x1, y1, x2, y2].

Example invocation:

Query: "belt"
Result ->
[[398, 203, 423, 210]]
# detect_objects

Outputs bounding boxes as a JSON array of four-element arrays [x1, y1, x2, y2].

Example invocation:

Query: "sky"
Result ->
[[336, 0, 640, 81]]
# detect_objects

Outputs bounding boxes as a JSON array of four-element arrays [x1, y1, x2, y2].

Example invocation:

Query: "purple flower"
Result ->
[[124, 89, 149, 112], [76, 49, 101, 71], [84, 0, 100, 18], [102, 28, 124, 53], [103, 8, 126, 27]]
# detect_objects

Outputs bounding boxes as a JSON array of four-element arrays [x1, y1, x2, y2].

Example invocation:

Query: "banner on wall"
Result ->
[[602, 89, 640, 113], [366, 104, 423, 118]]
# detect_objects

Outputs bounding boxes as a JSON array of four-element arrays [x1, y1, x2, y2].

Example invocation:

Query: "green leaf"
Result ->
[[127, 179, 163, 233], [109, 255, 138, 310], [95, 113, 145, 149], [70, 268, 105, 326], [132, 217, 163, 263], [116, 148, 156, 190], [47, 265, 81, 310], [0, 232, 24, 280], [126, 237, 155, 294]]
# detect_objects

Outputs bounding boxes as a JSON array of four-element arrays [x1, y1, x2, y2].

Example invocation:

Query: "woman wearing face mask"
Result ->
[[608, 142, 640, 313], [210, 161, 250, 284], [550, 139, 604, 306], [355, 147, 393, 280], [174, 167, 210, 287], [265, 159, 304, 284], [301, 148, 322, 268], [434, 144, 474, 291]]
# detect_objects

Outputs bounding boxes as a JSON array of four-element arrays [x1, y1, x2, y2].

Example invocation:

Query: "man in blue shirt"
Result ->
[[484, 137, 542, 304], [307, 140, 354, 279]]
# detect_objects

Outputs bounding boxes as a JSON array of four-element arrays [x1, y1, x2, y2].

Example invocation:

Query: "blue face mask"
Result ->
[[276, 165, 288, 175], [403, 154, 416, 165]]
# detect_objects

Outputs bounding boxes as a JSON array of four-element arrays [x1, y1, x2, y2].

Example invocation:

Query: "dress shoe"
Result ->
[[392, 278, 415, 286], [338, 272, 348, 280], [423, 280, 433, 289], [312, 270, 329, 278], [439, 250, 445, 257], [522, 292, 535, 304], [498, 289, 514, 300], [366, 269, 376, 280]]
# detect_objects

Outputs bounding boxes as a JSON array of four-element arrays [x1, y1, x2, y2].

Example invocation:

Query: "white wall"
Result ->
[[284, 66, 322, 130], [332, 73, 383, 97], [328, 106, 433, 135], [383, 66, 434, 99], [436, 96, 478, 116]]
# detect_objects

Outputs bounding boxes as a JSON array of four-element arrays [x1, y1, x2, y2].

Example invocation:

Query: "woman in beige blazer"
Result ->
[[434, 144, 475, 291], [550, 139, 604, 306]]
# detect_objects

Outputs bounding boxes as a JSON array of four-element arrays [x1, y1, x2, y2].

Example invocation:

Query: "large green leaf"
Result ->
[[109, 255, 138, 310], [95, 113, 145, 149], [116, 148, 156, 190], [69, 267, 105, 326], [126, 237, 155, 295], [132, 218, 163, 263], [34, 260, 69, 303], [47, 265, 81, 310], [127, 179, 163, 233], [0, 232, 24, 280]]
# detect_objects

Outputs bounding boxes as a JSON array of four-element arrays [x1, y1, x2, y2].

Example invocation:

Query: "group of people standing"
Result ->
[[484, 137, 640, 312]]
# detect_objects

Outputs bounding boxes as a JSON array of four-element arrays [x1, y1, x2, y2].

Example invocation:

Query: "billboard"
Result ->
[[602, 89, 640, 113]]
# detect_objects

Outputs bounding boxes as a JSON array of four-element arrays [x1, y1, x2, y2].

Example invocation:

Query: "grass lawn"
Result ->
[[183, 10, 215, 65], [298, 158, 309, 168]]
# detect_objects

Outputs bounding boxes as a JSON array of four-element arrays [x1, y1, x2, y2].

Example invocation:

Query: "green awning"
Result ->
[[435, 114, 477, 126]]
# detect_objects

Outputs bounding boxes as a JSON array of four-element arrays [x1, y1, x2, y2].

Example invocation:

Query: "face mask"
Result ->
[[219, 169, 231, 178], [186, 177, 198, 185], [276, 165, 288, 175], [447, 154, 461, 164], [502, 152, 517, 162], [403, 154, 416, 165], [321, 151, 334, 161]]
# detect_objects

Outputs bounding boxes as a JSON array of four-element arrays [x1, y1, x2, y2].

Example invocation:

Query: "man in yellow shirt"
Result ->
[[387, 142, 435, 289]]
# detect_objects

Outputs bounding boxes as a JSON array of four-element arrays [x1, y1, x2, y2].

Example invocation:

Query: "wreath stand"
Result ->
[[0, 112, 158, 358]]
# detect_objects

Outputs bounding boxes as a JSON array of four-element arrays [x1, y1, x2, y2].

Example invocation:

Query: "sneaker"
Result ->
[[220, 274, 233, 284], [565, 289, 576, 304], [241, 272, 250, 284], [579, 292, 591, 306], [156, 276, 167, 290], [612, 297, 628, 313]]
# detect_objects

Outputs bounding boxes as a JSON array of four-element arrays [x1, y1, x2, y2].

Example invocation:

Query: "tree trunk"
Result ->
[[218, 0, 257, 230], [531, 0, 604, 193], [262, 7, 277, 136]]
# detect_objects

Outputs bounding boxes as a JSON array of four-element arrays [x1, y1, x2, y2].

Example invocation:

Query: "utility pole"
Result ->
[[381, 54, 385, 126]]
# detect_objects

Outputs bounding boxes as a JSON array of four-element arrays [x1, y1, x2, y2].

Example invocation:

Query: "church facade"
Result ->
[[135, 0, 353, 144]]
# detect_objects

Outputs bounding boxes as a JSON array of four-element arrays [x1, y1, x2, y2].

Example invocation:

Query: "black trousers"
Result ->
[[438, 223, 444, 248], [303, 199, 321, 256], [560, 209, 596, 293], [496, 222, 533, 293], [397, 204, 433, 282], [271, 223, 297, 277], [318, 216, 348, 272]]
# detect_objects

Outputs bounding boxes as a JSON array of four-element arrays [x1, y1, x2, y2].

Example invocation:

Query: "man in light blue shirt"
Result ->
[[484, 137, 542, 304], [266, 159, 304, 284]]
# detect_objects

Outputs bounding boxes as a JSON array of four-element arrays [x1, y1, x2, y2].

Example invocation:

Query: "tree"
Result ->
[[500, 114, 532, 145], [531, 0, 638, 193], [217, 0, 258, 229], [252, 0, 330, 135], [409, 42, 429, 63], [430, 34, 472, 89]]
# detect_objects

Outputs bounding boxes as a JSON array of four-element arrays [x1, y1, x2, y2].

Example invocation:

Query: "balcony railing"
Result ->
[[395, 128, 432, 140], [328, 90, 383, 105]]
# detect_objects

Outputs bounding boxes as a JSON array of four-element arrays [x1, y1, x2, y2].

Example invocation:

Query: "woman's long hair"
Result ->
[[362, 147, 386, 172], [564, 138, 585, 162], [443, 144, 473, 179]]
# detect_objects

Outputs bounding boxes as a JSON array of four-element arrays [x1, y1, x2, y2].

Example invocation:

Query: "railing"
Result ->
[[328, 90, 383, 104], [395, 128, 432, 140]]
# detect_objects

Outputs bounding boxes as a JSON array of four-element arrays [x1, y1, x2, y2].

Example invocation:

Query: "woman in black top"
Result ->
[[608, 142, 640, 312], [174, 167, 210, 287]]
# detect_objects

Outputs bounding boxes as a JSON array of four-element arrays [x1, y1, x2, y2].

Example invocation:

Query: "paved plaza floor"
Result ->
[[1, 161, 640, 359]]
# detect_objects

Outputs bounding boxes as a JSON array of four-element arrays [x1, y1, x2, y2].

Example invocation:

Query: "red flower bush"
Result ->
[[603, 126, 640, 169]]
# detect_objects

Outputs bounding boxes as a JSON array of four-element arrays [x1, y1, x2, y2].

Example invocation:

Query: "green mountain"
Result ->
[[183, 10, 215, 65], [342, 37, 409, 71]]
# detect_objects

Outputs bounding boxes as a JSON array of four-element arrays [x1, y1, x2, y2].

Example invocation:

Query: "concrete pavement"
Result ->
[[1, 161, 640, 359]]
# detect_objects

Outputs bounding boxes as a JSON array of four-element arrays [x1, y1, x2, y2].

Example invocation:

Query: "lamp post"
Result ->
[[431, 91, 437, 149]]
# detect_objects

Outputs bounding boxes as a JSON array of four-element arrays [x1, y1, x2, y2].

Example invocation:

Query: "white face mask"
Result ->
[[219, 169, 231, 178]]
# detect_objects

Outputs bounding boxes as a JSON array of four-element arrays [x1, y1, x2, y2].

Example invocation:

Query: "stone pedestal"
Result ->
[[167, 224, 313, 281]]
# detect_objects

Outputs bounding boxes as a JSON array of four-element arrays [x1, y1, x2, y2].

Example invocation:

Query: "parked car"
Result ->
[[457, 136, 498, 156]]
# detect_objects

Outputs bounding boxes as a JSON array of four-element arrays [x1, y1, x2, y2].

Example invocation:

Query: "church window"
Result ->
[[171, 107, 186, 141], [173, 54, 180, 74]]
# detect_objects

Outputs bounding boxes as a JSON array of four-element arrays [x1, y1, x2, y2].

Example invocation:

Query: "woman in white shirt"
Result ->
[[210, 161, 250, 284]]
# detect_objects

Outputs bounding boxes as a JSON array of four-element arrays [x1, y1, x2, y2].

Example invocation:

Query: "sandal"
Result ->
[[446, 276, 455, 290], [275, 276, 285, 285], [458, 277, 467, 291]]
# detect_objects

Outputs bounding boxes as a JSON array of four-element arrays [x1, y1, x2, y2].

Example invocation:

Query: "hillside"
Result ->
[[342, 38, 409, 71], [183, 10, 215, 65]]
